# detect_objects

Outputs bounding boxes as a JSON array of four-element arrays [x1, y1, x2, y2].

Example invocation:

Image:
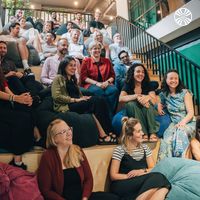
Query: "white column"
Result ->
[[116, 0, 129, 20]]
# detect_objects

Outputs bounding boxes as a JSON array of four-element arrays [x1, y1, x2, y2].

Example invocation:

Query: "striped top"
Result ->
[[112, 144, 152, 161]]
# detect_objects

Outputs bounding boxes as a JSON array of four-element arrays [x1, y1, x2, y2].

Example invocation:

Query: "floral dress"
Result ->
[[158, 89, 196, 160]]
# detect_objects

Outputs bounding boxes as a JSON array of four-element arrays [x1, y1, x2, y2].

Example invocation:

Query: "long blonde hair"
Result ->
[[46, 119, 84, 168], [120, 117, 140, 151]]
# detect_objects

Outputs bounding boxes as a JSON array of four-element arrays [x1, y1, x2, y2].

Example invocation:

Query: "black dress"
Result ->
[[62, 168, 120, 200], [110, 149, 171, 200]]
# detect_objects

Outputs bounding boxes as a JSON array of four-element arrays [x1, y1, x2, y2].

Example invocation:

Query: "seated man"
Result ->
[[0, 22, 39, 74], [114, 50, 141, 91], [41, 38, 68, 87], [41, 31, 57, 62], [0, 40, 44, 103], [109, 33, 132, 64]]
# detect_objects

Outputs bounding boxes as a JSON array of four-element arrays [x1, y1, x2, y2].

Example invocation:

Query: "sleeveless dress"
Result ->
[[158, 89, 196, 160], [111, 145, 170, 200]]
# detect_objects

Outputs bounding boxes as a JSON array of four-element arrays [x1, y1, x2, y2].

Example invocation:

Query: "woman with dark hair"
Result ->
[[110, 117, 171, 200], [190, 116, 200, 160], [119, 63, 159, 141], [0, 65, 33, 170], [158, 69, 196, 160], [51, 56, 117, 144]]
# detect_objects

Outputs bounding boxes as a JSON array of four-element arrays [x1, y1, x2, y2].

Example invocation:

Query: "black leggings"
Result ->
[[68, 96, 112, 134]]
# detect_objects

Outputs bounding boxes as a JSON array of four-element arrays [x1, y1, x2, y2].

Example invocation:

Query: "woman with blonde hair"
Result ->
[[37, 119, 119, 200], [110, 117, 171, 200]]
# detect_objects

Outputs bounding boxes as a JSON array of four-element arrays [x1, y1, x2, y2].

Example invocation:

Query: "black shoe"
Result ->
[[34, 137, 46, 149], [9, 159, 27, 170], [24, 68, 34, 76]]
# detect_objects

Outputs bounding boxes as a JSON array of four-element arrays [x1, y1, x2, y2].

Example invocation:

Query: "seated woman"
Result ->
[[0, 67, 33, 170], [93, 30, 110, 59], [189, 116, 200, 160], [81, 41, 119, 115], [158, 69, 196, 160], [119, 63, 159, 141], [110, 117, 171, 200], [51, 56, 117, 144], [37, 119, 120, 200]]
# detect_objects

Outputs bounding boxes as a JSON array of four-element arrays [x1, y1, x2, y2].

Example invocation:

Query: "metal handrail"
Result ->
[[113, 16, 200, 114]]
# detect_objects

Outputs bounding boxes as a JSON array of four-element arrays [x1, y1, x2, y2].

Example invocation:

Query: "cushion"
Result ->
[[36, 97, 98, 148], [5, 42, 40, 68], [152, 157, 200, 200]]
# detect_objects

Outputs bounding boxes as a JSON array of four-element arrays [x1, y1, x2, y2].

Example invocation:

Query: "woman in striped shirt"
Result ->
[[110, 117, 170, 200]]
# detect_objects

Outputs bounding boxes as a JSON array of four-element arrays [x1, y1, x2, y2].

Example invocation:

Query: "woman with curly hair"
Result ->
[[119, 63, 159, 141]]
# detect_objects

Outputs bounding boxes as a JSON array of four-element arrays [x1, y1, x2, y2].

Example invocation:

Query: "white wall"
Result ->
[[116, 0, 129, 20], [146, 0, 200, 43]]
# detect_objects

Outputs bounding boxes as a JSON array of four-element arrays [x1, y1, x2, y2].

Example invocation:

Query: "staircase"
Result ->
[[112, 16, 200, 115]]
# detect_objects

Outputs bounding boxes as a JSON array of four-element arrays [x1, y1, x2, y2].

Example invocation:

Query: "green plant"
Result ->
[[2, 0, 32, 17]]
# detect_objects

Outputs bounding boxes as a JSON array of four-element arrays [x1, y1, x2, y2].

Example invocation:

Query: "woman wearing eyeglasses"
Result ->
[[37, 119, 119, 200]]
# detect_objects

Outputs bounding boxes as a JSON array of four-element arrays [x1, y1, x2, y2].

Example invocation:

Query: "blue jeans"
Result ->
[[88, 85, 119, 115]]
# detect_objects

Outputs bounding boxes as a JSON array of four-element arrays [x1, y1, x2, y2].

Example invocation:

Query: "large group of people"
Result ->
[[0, 8, 200, 200]]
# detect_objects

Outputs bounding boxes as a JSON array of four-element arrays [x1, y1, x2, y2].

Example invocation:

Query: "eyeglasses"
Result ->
[[120, 55, 129, 60], [54, 127, 73, 136]]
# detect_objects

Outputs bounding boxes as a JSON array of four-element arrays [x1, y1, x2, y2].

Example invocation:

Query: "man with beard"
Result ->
[[114, 50, 141, 91], [41, 38, 69, 86], [0, 40, 44, 103]]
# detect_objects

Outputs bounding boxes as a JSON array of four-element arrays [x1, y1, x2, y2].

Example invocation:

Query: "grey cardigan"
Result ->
[[51, 75, 83, 112]]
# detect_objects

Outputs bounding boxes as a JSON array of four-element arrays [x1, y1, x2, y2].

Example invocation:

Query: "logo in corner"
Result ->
[[174, 8, 192, 26]]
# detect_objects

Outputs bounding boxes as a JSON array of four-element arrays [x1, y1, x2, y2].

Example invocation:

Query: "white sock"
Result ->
[[15, 161, 23, 166], [22, 59, 30, 69]]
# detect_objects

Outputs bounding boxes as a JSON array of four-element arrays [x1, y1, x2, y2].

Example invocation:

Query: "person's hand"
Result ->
[[175, 121, 186, 128], [96, 82, 103, 88], [82, 96, 91, 100], [137, 95, 150, 108], [157, 103, 165, 115], [15, 71, 23, 78], [101, 81, 109, 89], [5, 71, 16, 77], [127, 169, 144, 178], [15, 93, 33, 106]]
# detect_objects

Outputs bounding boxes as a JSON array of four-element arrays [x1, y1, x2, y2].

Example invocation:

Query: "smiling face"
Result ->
[[133, 65, 145, 83], [166, 71, 179, 91], [90, 44, 102, 58], [65, 59, 76, 77], [57, 39, 68, 55], [20, 18, 26, 28], [53, 121, 73, 146], [131, 122, 144, 143], [119, 52, 130, 65], [71, 30, 80, 43]]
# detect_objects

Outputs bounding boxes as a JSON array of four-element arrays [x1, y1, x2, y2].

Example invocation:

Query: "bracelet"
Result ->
[[10, 95, 15, 108], [144, 168, 147, 173], [107, 80, 111, 84]]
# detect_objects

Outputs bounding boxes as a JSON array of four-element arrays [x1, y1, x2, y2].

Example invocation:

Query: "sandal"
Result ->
[[109, 132, 117, 139], [149, 134, 158, 142], [98, 135, 117, 145], [142, 135, 149, 142]]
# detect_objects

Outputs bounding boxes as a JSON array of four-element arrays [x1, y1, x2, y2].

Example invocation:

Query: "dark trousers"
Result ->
[[7, 75, 43, 97], [0, 102, 34, 155], [68, 96, 113, 134]]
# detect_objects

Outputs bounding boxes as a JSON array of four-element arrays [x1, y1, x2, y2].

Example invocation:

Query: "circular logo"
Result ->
[[174, 8, 192, 26]]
